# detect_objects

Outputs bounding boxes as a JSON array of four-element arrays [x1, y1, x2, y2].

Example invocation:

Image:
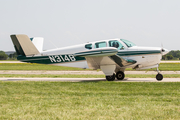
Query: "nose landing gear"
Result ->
[[156, 65, 163, 81], [156, 73, 163, 81]]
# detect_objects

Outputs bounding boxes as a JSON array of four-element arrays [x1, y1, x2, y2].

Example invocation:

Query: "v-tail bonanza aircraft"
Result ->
[[10, 34, 169, 81]]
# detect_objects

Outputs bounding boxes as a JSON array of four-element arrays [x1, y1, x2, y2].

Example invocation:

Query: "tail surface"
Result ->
[[10, 34, 40, 56], [30, 37, 44, 52]]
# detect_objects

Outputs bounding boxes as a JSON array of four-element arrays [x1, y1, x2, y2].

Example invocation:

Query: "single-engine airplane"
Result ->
[[10, 34, 169, 81]]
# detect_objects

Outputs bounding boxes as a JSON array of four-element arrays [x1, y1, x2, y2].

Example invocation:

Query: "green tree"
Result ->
[[0, 51, 8, 60], [166, 55, 173, 60], [176, 53, 180, 59], [165, 50, 180, 60], [8, 52, 17, 60], [162, 55, 166, 60]]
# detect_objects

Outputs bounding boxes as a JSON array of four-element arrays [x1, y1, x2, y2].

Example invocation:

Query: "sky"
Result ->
[[0, 0, 180, 51]]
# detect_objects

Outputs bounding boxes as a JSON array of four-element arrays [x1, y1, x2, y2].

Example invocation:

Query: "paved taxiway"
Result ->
[[1, 61, 180, 63], [1, 78, 180, 82], [0, 70, 180, 74]]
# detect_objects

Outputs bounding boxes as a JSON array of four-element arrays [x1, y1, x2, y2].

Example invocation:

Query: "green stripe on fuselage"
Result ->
[[17, 50, 161, 64], [17, 54, 86, 64], [117, 50, 161, 56]]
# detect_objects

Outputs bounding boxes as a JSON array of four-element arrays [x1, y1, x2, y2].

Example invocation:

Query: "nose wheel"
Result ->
[[156, 73, 163, 81], [156, 65, 163, 81]]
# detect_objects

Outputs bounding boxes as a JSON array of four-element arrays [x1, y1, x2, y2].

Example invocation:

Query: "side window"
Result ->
[[95, 42, 106, 48], [85, 44, 92, 49], [109, 40, 124, 50]]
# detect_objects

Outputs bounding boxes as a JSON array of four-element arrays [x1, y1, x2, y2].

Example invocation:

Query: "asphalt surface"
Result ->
[[0, 70, 179, 75], [0, 61, 180, 63], [0, 77, 180, 82]]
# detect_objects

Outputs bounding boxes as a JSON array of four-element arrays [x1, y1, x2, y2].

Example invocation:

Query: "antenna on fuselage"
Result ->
[[47, 39, 58, 49]]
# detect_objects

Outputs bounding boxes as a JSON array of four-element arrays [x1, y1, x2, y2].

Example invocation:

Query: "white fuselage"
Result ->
[[38, 38, 168, 70]]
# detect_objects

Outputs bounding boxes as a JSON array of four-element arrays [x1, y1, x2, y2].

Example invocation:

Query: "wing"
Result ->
[[74, 47, 136, 70], [74, 47, 118, 57]]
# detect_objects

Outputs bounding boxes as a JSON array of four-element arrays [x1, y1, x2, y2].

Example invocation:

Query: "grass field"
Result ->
[[0, 82, 180, 119], [0, 63, 180, 71], [0, 63, 90, 71]]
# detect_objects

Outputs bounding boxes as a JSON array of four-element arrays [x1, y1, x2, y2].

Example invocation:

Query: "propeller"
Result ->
[[160, 43, 169, 56], [161, 43, 165, 53]]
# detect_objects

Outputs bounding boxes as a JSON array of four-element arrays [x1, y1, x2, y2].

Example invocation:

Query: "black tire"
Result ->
[[156, 74, 163, 81], [106, 73, 115, 81], [116, 71, 125, 80]]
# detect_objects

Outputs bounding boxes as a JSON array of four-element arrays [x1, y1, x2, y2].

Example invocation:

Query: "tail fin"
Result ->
[[10, 34, 40, 56], [30, 37, 44, 52]]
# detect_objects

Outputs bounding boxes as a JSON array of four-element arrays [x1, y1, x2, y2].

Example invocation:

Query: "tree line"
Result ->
[[162, 50, 180, 60], [0, 51, 17, 60]]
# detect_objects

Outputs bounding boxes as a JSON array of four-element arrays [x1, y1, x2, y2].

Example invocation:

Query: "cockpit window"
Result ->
[[85, 44, 92, 49], [109, 40, 124, 50], [95, 42, 106, 48], [120, 39, 136, 47]]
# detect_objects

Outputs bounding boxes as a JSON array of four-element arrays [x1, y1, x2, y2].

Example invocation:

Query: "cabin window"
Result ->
[[85, 44, 92, 49], [109, 40, 124, 50], [95, 42, 106, 48], [120, 39, 136, 47]]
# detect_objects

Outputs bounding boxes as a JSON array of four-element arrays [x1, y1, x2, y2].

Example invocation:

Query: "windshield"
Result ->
[[120, 39, 136, 47]]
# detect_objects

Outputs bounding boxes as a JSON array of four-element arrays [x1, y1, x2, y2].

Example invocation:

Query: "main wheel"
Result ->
[[106, 73, 115, 81], [116, 71, 125, 80], [156, 73, 163, 81]]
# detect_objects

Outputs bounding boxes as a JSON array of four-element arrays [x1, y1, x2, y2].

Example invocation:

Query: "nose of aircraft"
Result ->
[[161, 48, 169, 55]]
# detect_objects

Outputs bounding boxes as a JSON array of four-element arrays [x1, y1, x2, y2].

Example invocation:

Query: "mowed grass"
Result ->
[[0, 63, 180, 71], [0, 82, 180, 119], [127, 63, 180, 71], [0, 63, 90, 71]]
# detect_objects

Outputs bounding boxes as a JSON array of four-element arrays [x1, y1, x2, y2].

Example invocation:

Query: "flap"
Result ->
[[85, 55, 136, 70], [85, 56, 116, 70], [109, 55, 136, 67]]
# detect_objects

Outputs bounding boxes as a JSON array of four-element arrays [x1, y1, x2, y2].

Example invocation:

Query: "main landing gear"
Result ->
[[106, 71, 125, 81], [156, 66, 163, 81], [106, 73, 116, 81]]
